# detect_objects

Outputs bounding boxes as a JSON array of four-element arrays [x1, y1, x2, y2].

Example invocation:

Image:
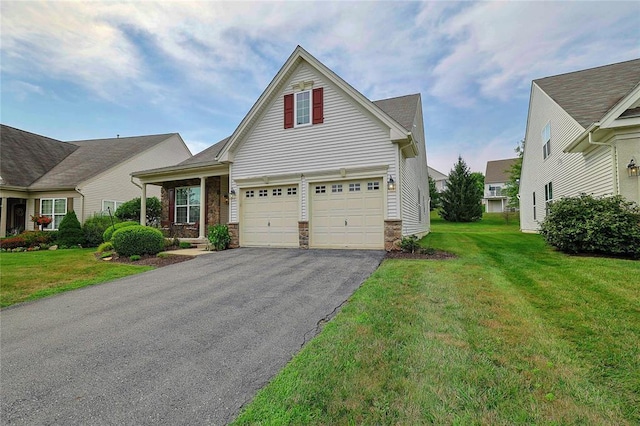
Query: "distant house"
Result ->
[[519, 58, 640, 232], [0, 125, 191, 236], [132, 46, 430, 250], [484, 158, 518, 213], [428, 166, 448, 192]]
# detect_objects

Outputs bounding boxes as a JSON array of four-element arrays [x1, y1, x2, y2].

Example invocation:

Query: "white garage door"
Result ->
[[310, 179, 384, 249], [240, 185, 299, 247]]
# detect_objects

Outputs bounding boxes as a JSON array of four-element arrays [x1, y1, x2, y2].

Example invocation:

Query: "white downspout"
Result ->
[[74, 186, 85, 223]]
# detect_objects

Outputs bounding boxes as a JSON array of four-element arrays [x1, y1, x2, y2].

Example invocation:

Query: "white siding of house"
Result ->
[[400, 100, 430, 236], [520, 84, 615, 231], [229, 62, 399, 223], [79, 134, 191, 223]]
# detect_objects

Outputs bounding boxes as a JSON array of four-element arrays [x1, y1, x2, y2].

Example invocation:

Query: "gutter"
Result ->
[[74, 186, 85, 223]]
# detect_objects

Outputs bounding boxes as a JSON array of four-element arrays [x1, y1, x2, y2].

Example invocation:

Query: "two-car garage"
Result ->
[[240, 178, 384, 249]]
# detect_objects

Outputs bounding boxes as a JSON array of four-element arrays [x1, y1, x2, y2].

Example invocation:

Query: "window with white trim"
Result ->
[[533, 192, 537, 221], [41, 198, 66, 230], [175, 186, 200, 224], [331, 184, 343, 193], [102, 200, 123, 214], [349, 183, 361, 192], [295, 90, 311, 126], [544, 181, 553, 214], [542, 122, 551, 160]]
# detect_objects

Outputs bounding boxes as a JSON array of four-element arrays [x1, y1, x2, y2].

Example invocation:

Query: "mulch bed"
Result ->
[[97, 253, 195, 267], [385, 250, 457, 260]]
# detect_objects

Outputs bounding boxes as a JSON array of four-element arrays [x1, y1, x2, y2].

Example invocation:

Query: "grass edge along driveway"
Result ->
[[233, 214, 640, 425], [0, 248, 153, 308]]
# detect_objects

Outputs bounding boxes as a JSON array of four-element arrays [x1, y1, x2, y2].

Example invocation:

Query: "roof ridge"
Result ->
[[68, 132, 177, 143], [1, 123, 66, 144], [534, 58, 640, 82]]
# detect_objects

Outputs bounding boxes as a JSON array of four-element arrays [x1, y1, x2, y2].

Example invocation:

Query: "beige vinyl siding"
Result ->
[[79, 135, 191, 222], [26, 191, 78, 231], [230, 62, 398, 223], [399, 100, 430, 236], [520, 84, 614, 231]]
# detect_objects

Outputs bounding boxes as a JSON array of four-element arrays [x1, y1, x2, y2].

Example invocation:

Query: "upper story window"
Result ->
[[175, 186, 200, 224], [40, 198, 66, 230], [542, 122, 551, 159], [284, 87, 324, 129]]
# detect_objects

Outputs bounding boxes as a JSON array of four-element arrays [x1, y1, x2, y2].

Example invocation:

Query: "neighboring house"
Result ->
[[0, 125, 192, 236], [428, 166, 448, 192], [484, 158, 518, 213], [520, 58, 640, 232], [132, 46, 430, 250]]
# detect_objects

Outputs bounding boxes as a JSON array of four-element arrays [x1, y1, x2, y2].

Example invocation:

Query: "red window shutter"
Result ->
[[284, 94, 294, 129], [168, 188, 175, 223], [312, 87, 324, 124]]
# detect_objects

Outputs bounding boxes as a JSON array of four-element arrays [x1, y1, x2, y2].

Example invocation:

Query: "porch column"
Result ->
[[140, 184, 147, 225], [199, 177, 206, 239], [0, 197, 7, 238]]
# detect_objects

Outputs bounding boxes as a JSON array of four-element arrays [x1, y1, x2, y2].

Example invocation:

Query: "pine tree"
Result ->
[[57, 210, 86, 247], [439, 156, 483, 222]]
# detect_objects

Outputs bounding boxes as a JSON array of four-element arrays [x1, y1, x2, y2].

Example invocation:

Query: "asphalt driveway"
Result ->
[[1, 248, 385, 425]]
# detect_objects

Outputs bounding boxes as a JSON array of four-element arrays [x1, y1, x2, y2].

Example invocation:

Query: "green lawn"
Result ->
[[233, 213, 640, 425], [0, 248, 153, 308]]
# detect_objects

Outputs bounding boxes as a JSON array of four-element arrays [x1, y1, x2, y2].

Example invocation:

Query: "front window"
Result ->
[[295, 90, 311, 126], [175, 186, 200, 224], [102, 200, 123, 214], [41, 198, 66, 230]]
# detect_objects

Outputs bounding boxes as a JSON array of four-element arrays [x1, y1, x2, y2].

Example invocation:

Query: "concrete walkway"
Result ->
[[1, 248, 385, 425]]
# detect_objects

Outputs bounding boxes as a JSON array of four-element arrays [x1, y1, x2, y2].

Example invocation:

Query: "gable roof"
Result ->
[[28, 133, 178, 190], [373, 94, 420, 132], [485, 158, 518, 184], [179, 137, 229, 166], [535, 58, 640, 128], [0, 124, 77, 188], [427, 166, 447, 181], [216, 46, 413, 162]]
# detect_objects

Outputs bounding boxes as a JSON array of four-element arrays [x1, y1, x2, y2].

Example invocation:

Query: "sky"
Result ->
[[1, 1, 638, 175]]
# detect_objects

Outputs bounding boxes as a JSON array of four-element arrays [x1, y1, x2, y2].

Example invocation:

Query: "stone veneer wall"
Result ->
[[298, 221, 309, 249], [227, 223, 239, 248], [384, 220, 402, 251], [160, 177, 221, 238]]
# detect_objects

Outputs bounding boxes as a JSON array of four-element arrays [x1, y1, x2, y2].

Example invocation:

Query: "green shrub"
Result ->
[[83, 214, 119, 247], [399, 235, 421, 253], [96, 241, 114, 253], [112, 225, 165, 257], [540, 194, 640, 258], [57, 211, 85, 247], [103, 221, 139, 242], [115, 197, 161, 225], [179, 241, 192, 249], [208, 224, 231, 251], [0, 235, 27, 249], [129, 255, 141, 261]]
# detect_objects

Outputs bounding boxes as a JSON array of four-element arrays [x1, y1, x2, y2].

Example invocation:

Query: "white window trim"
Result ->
[[542, 122, 551, 160], [102, 200, 123, 214], [294, 90, 311, 127], [40, 198, 67, 230], [175, 186, 200, 224]]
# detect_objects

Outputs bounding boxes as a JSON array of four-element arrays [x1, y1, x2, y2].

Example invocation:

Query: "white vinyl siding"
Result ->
[[80, 134, 191, 223], [520, 84, 613, 231], [229, 62, 399, 223]]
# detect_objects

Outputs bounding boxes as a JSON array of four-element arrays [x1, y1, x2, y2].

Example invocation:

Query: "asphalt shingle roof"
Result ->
[[535, 58, 640, 128], [178, 137, 230, 166], [485, 158, 519, 183], [0, 124, 77, 187], [373, 94, 420, 131]]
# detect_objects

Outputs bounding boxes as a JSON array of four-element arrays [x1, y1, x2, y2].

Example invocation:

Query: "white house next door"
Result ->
[[310, 179, 384, 249]]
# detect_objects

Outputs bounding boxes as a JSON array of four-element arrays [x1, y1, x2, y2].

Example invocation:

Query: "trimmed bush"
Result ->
[[57, 211, 85, 247], [0, 235, 27, 249], [399, 235, 421, 253], [96, 241, 114, 253], [208, 224, 231, 251], [103, 221, 139, 242], [83, 214, 119, 247], [112, 225, 165, 257], [540, 194, 640, 258]]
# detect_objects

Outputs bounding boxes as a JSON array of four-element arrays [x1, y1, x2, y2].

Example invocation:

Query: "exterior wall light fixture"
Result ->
[[229, 189, 237, 199], [387, 175, 396, 191], [627, 159, 639, 177]]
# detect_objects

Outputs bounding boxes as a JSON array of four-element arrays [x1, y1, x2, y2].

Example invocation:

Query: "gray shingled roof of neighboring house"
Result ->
[[373, 94, 420, 131], [26, 133, 176, 190], [178, 137, 230, 166], [485, 158, 518, 184], [535, 58, 640, 128], [1, 124, 78, 188]]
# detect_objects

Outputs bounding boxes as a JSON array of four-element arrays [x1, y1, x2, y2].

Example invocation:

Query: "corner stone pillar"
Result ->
[[298, 221, 309, 249], [384, 220, 402, 251], [228, 222, 239, 248]]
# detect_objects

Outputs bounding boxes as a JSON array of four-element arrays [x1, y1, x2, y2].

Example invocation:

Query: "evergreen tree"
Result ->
[[115, 196, 161, 225], [428, 176, 439, 210], [57, 210, 85, 247], [439, 156, 483, 222]]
